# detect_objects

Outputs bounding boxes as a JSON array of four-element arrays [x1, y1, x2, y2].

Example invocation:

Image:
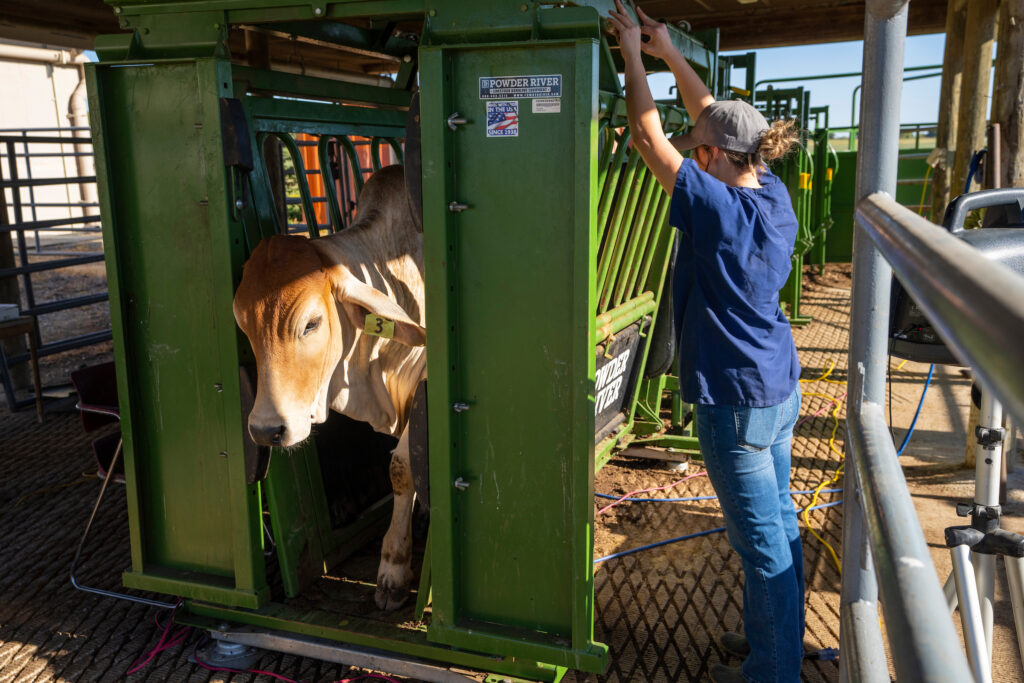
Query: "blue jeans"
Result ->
[[695, 385, 804, 683]]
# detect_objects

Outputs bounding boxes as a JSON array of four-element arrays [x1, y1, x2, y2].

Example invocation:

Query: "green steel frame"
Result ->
[[88, 1, 718, 680], [755, 85, 839, 326]]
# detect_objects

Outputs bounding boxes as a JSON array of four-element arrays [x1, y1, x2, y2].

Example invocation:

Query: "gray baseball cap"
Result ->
[[671, 100, 769, 155]]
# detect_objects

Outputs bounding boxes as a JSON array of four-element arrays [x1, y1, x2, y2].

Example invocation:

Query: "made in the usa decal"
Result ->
[[486, 101, 519, 137]]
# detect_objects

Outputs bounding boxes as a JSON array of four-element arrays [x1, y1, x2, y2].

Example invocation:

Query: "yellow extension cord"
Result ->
[[789, 161, 932, 576], [799, 360, 846, 574]]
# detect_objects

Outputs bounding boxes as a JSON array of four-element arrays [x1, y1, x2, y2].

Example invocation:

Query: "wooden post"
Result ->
[[952, 0, 999, 197], [993, 0, 1024, 189], [931, 0, 967, 223]]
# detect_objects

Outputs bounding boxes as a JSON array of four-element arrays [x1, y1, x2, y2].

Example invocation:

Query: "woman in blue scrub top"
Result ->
[[608, 4, 803, 682]]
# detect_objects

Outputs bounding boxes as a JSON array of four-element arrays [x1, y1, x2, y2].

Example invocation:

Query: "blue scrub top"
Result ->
[[669, 158, 801, 407]]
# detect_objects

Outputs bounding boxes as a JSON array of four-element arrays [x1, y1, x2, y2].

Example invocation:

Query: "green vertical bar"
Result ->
[[634, 192, 671, 298], [85, 63, 144, 573], [599, 165, 651, 311], [611, 174, 659, 307], [595, 148, 640, 303], [273, 133, 320, 237], [317, 136, 345, 232], [595, 123, 615, 193], [419, 46, 458, 632], [595, 129, 631, 238], [570, 38, 598, 652]]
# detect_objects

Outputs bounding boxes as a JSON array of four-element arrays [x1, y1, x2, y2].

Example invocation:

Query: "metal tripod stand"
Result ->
[[942, 391, 1024, 683]]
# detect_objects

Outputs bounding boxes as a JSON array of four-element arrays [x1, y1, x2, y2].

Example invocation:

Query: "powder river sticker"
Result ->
[[479, 75, 562, 99], [486, 101, 519, 137]]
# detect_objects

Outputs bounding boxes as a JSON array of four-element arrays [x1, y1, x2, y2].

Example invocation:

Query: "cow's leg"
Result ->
[[376, 427, 415, 611]]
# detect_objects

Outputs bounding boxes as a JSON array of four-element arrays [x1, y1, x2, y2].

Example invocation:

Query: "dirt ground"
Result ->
[[4, 259, 1023, 682]]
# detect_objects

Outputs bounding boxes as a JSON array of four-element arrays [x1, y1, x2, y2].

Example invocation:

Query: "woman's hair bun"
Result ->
[[759, 119, 800, 162]]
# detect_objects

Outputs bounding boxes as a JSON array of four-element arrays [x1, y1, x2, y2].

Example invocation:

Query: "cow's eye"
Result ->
[[303, 317, 321, 336]]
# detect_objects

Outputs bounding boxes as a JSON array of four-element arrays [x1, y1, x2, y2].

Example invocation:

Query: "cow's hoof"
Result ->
[[375, 584, 410, 611]]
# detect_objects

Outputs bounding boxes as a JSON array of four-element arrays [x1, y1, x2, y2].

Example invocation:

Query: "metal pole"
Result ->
[[841, 1, 908, 680], [837, 465, 886, 683], [974, 393, 1003, 654], [1005, 555, 1024, 669], [849, 401, 977, 681], [951, 544, 994, 683]]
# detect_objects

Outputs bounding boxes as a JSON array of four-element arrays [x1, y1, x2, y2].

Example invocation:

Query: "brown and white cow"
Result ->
[[233, 165, 425, 611]]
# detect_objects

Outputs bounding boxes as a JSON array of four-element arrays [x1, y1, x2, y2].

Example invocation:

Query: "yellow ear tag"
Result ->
[[364, 313, 395, 339]]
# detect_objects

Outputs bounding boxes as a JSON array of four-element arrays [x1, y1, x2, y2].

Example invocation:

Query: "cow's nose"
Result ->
[[251, 423, 286, 446]]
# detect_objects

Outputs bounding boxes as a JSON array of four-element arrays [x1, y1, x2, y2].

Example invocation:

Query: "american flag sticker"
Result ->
[[486, 101, 519, 138]]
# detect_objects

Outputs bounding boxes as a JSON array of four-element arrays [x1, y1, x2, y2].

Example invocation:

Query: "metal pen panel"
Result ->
[[610, 170, 659, 308], [598, 164, 650, 312], [595, 148, 642, 311]]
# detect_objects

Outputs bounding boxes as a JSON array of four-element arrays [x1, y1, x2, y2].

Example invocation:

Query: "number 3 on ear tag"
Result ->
[[364, 313, 395, 339]]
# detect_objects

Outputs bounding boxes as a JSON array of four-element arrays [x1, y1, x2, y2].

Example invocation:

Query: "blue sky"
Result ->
[[650, 33, 948, 128]]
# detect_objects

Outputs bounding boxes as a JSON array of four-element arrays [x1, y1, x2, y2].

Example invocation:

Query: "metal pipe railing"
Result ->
[[841, 1, 975, 681], [856, 193, 1024, 423], [846, 397, 976, 681]]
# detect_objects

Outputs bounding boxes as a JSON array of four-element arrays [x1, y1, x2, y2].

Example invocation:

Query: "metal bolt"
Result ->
[[453, 477, 470, 490], [448, 201, 469, 213], [235, 199, 244, 210], [219, 451, 227, 457], [403, 54, 412, 63], [214, 383, 223, 392], [453, 402, 470, 412], [429, 8, 437, 17], [314, 7, 322, 15], [446, 112, 467, 130], [114, 6, 121, 13]]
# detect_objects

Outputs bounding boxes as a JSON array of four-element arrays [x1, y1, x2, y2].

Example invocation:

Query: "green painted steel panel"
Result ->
[[420, 41, 605, 671], [88, 58, 266, 606], [826, 150, 932, 263]]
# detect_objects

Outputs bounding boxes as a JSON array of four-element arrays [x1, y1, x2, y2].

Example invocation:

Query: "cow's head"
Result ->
[[233, 234, 425, 448]]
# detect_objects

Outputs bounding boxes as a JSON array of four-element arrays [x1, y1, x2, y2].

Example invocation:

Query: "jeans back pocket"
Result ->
[[733, 404, 782, 452]]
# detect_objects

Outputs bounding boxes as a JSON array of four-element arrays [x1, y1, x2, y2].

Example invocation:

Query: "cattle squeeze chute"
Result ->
[[88, 2, 721, 680]]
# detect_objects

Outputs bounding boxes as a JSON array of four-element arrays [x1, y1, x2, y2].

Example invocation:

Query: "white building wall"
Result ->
[[0, 46, 94, 226]]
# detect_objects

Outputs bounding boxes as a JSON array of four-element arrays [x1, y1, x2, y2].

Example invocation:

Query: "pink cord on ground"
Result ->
[[795, 392, 847, 431], [597, 471, 707, 515], [126, 602, 189, 675], [333, 675, 402, 683]]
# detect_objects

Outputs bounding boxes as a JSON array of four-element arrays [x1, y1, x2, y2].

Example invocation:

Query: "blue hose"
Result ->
[[593, 500, 843, 564], [893, 149, 984, 456], [897, 363, 934, 456], [594, 487, 843, 503]]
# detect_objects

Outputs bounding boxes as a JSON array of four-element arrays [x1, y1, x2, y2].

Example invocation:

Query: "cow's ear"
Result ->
[[336, 277, 426, 347]]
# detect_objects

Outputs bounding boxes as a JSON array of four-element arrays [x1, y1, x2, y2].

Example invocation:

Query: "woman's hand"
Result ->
[[635, 5, 676, 64], [607, 0, 643, 64]]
